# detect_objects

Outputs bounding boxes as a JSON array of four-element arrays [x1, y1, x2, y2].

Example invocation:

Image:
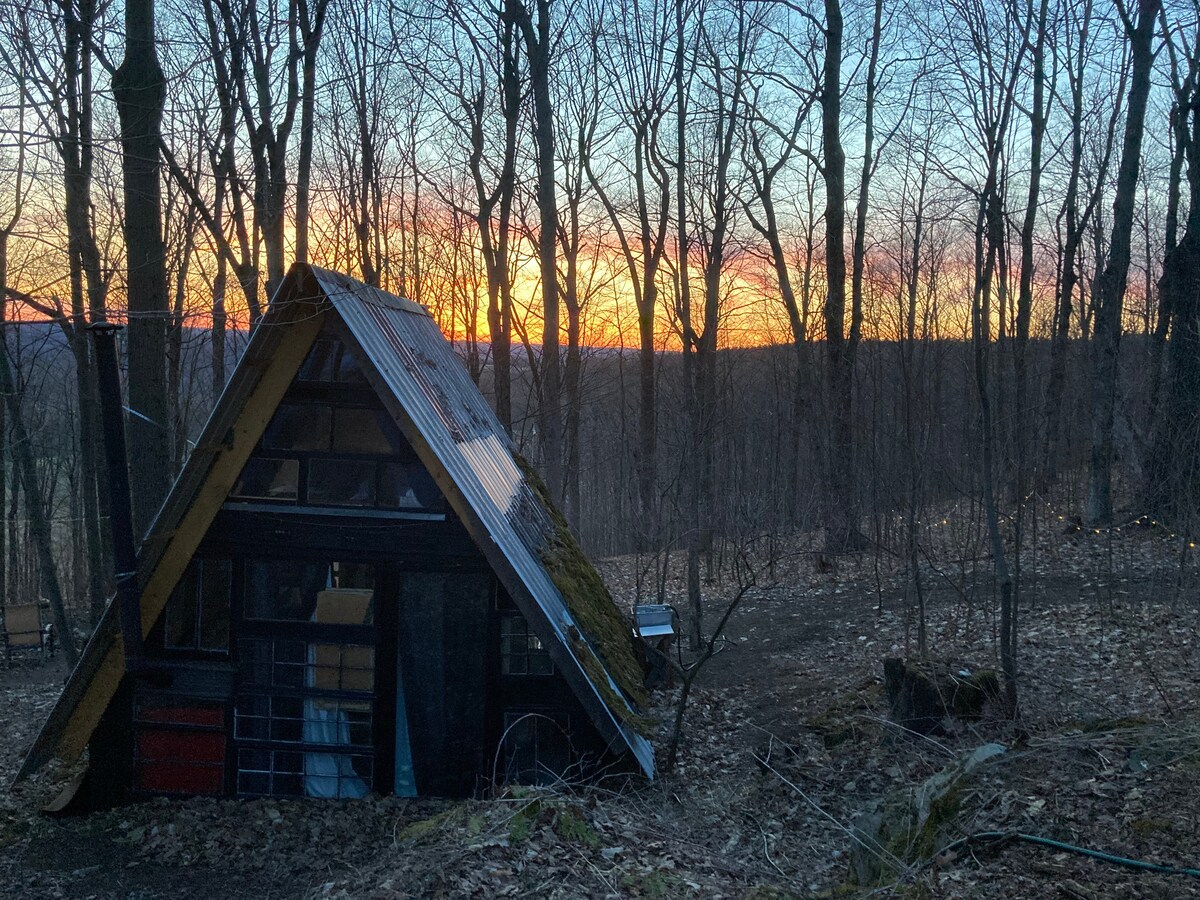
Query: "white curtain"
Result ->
[[303, 700, 369, 798]]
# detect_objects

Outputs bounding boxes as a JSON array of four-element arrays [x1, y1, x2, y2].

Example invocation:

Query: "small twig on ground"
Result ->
[[746, 811, 788, 880]]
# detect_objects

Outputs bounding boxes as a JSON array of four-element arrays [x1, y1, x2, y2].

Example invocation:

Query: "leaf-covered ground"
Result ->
[[2, 508, 1199, 898]]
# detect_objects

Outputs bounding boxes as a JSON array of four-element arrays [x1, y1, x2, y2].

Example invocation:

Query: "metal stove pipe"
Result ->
[[88, 323, 145, 668]]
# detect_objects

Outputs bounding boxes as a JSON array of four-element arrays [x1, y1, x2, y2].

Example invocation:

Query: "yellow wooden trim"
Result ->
[[54, 306, 326, 764], [58, 635, 124, 762]]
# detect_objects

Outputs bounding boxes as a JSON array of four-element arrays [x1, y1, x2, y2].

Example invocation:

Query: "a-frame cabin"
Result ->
[[18, 265, 653, 804]]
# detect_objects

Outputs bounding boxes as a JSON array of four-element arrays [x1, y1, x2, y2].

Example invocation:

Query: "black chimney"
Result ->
[[88, 323, 145, 668]]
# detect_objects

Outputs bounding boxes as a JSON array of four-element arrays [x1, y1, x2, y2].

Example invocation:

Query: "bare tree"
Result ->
[[937, 0, 1034, 714], [585, 0, 675, 534], [0, 151, 76, 662], [675, 0, 752, 648], [511, 0, 563, 498], [207, 0, 303, 301], [415, 0, 523, 430], [1042, 0, 1122, 483], [1149, 1, 1200, 521], [2, 0, 110, 623], [740, 53, 819, 521], [1087, 0, 1162, 524], [114, 0, 171, 535], [293, 0, 331, 266], [817, 0, 868, 553]]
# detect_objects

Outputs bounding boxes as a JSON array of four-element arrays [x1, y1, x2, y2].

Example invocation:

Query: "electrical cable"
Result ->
[[933, 830, 1200, 879]]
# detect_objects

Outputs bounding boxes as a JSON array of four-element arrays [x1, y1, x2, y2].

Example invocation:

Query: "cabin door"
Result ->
[[394, 572, 492, 796]]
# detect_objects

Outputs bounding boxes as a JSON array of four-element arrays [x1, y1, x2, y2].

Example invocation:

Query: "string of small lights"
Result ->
[[895, 510, 1196, 547]]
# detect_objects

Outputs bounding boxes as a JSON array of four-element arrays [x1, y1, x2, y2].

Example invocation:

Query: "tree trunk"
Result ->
[[1149, 42, 1200, 518], [113, 0, 171, 538], [974, 191, 1017, 715], [514, 0, 562, 500], [1014, 0, 1049, 498], [820, 0, 859, 552], [1086, 0, 1160, 524], [1042, 26, 1087, 484], [211, 190, 228, 400], [294, 0, 328, 266]]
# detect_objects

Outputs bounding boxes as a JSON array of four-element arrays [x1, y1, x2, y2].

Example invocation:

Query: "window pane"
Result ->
[[311, 644, 375, 691], [307, 459, 376, 507], [244, 560, 327, 621], [231, 458, 299, 501], [378, 462, 441, 510], [332, 408, 400, 455], [529, 647, 554, 676], [500, 614, 552, 676], [239, 640, 272, 685], [199, 559, 232, 651], [297, 339, 336, 383], [331, 562, 374, 591], [263, 404, 331, 452], [238, 772, 270, 796], [297, 337, 367, 384], [164, 565, 199, 649]]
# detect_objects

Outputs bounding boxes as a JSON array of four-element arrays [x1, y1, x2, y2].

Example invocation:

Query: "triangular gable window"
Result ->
[[228, 329, 443, 513], [296, 334, 369, 384]]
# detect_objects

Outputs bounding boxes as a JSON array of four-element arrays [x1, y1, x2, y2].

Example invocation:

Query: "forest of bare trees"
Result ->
[[0, 0, 1198, 695]]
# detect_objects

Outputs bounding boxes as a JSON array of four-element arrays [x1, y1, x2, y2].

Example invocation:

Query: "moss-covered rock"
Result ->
[[849, 743, 1006, 885]]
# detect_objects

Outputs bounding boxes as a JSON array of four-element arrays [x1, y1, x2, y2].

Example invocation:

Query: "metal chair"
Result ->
[[3, 603, 52, 666]]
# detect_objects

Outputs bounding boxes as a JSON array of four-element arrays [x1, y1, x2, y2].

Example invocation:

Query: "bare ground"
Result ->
[[2, 509, 1199, 898]]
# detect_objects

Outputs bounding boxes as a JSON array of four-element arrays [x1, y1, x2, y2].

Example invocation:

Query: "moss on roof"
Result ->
[[513, 453, 650, 721]]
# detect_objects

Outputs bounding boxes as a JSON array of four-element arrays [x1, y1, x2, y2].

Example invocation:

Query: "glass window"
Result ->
[[379, 462, 442, 511], [332, 408, 400, 455], [236, 748, 306, 797], [244, 560, 328, 621], [164, 566, 198, 649], [243, 561, 375, 623], [263, 404, 331, 452], [199, 560, 232, 650], [164, 559, 230, 652], [311, 644, 375, 692], [307, 459, 377, 507], [230, 458, 299, 501], [234, 634, 376, 799], [297, 337, 368, 384], [501, 615, 554, 676]]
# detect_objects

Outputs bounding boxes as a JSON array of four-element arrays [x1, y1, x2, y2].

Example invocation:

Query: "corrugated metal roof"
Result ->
[[312, 267, 655, 778]]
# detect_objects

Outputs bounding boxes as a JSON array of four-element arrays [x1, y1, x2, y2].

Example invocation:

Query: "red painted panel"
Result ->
[[138, 705, 224, 728], [135, 728, 226, 795], [137, 760, 224, 795]]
